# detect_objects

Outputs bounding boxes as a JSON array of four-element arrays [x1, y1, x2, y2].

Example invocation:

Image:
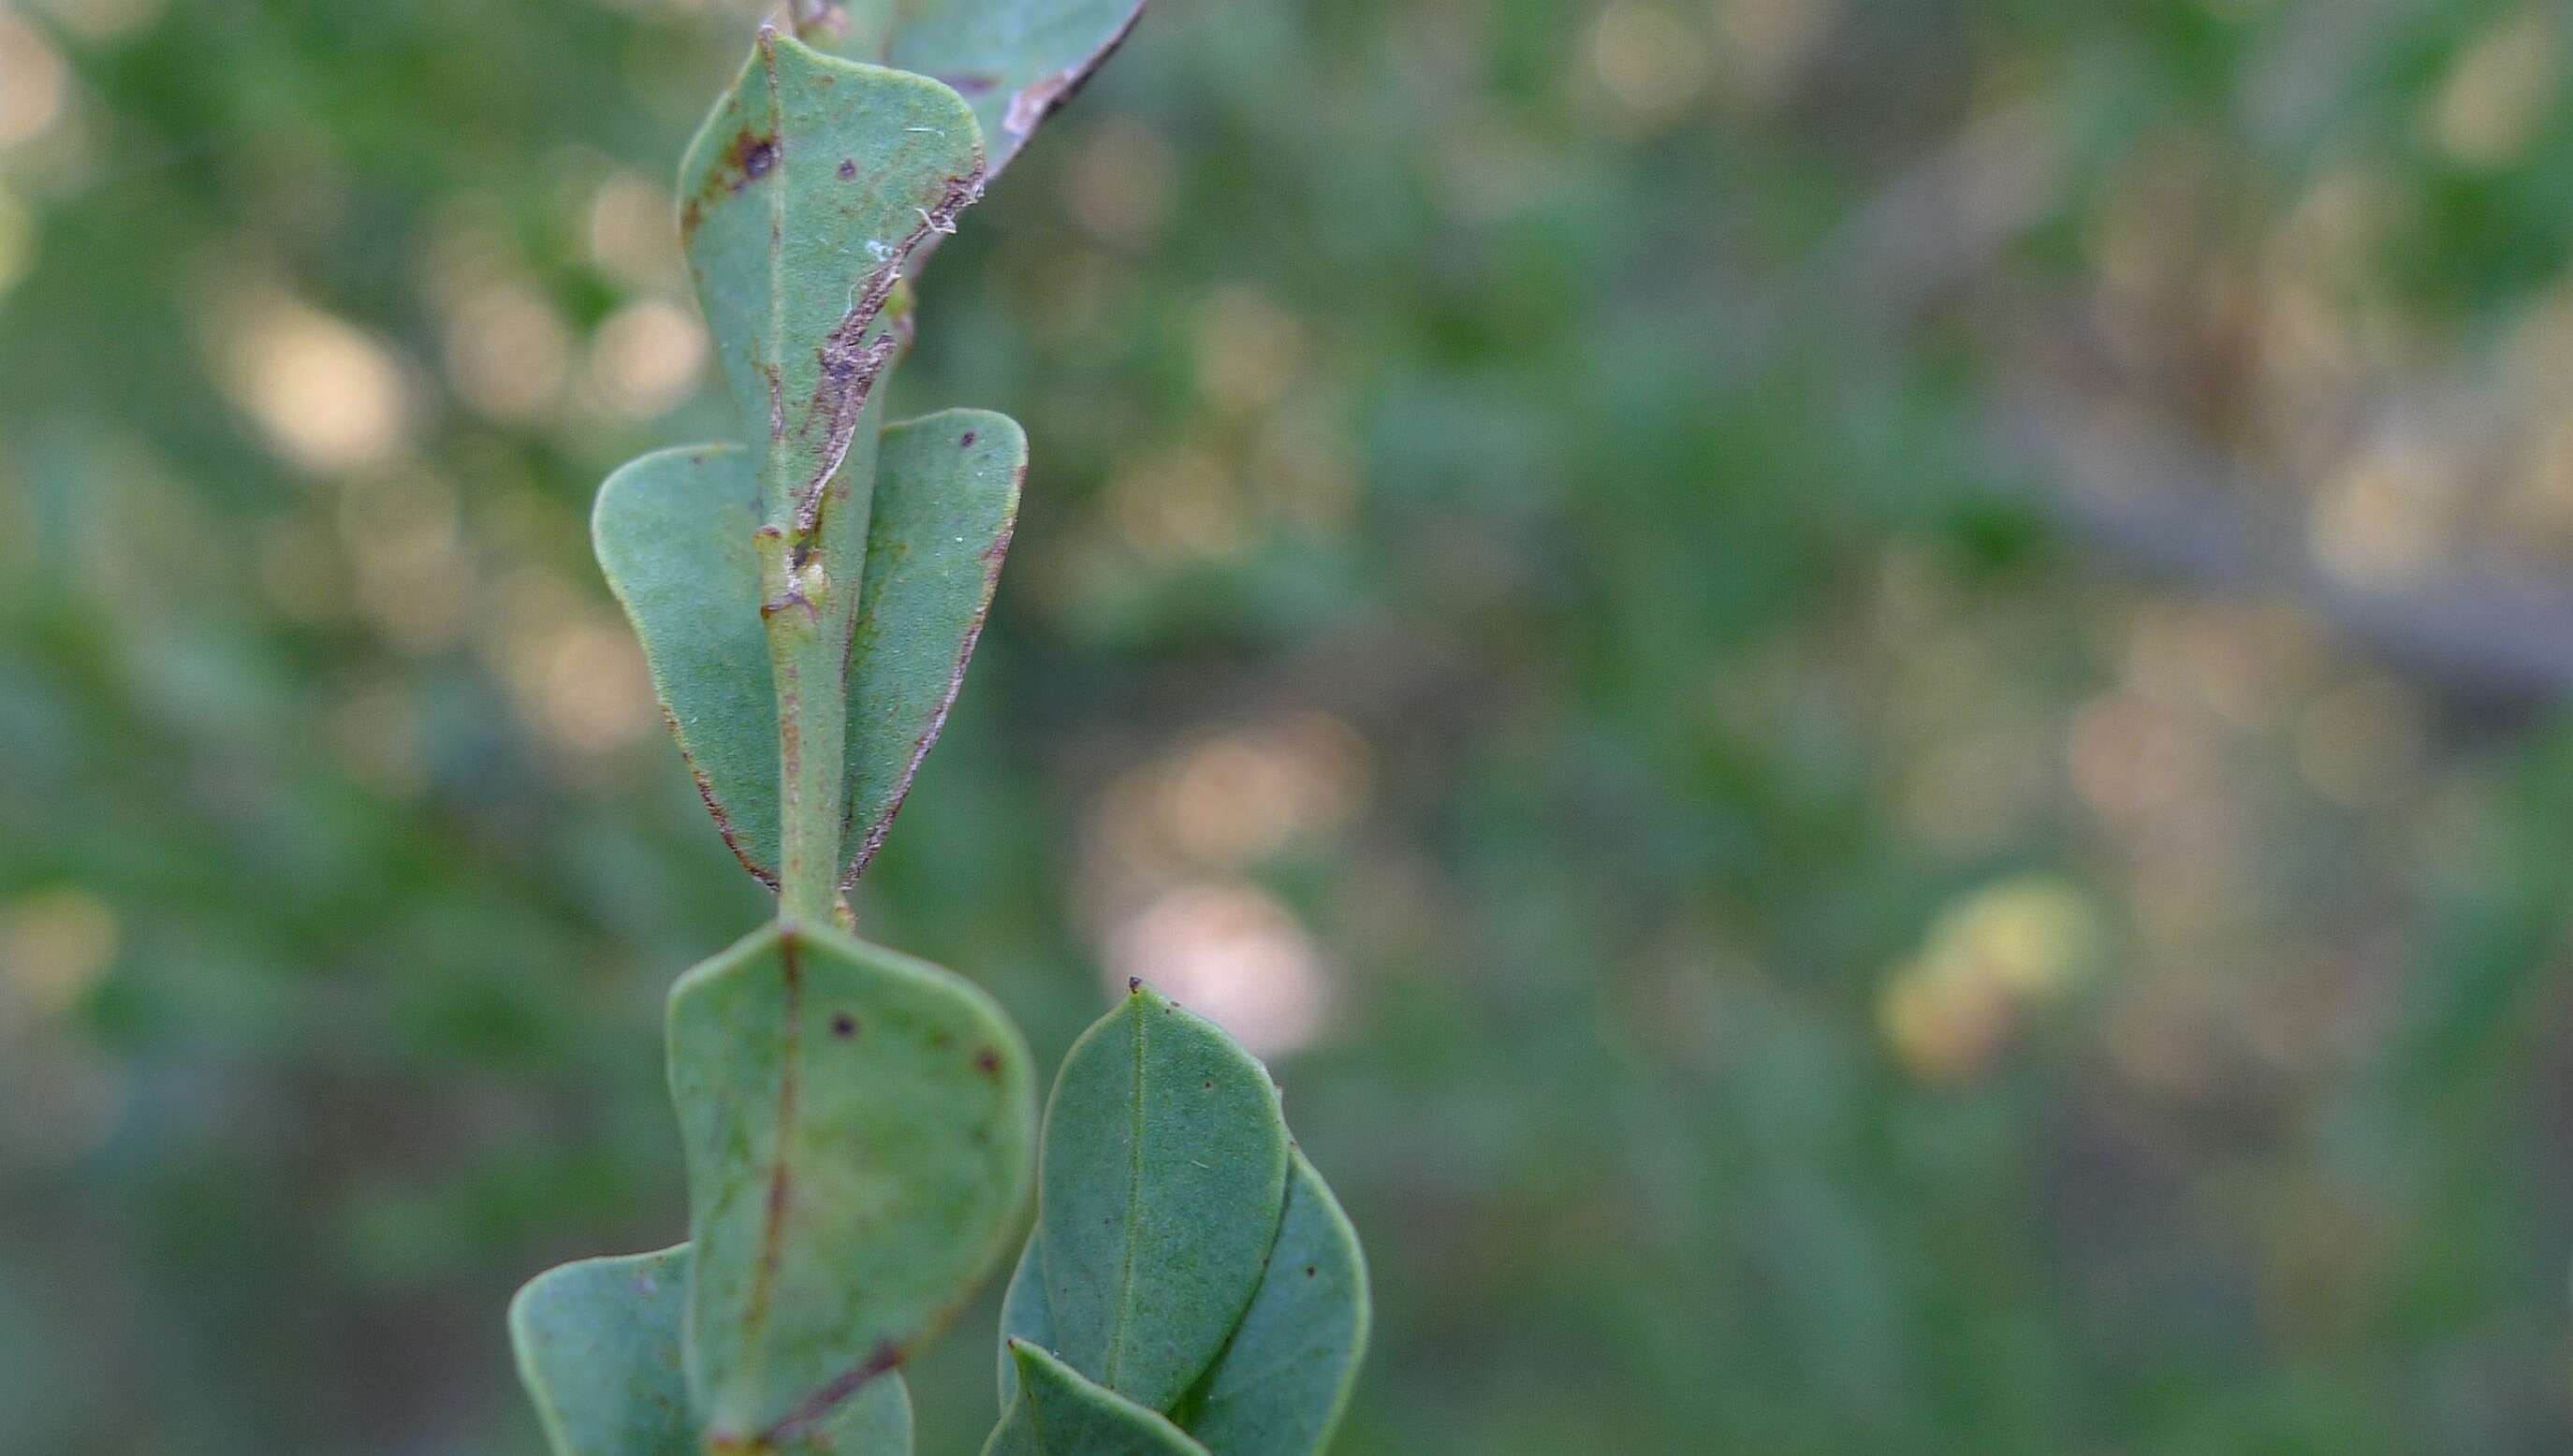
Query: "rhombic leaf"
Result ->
[[508, 1245, 915, 1456], [593, 415, 1025, 885], [668, 921, 1034, 1447], [592, 444, 776, 881], [510, 1246, 694, 1456], [983, 1341, 1210, 1456], [806, 0, 1149, 183], [840, 410, 1026, 881], [995, 1003, 1369, 1456], [1018, 983, 1291, 1413], [1171, 1152, 1370, 1455], [681, 30, 983, 544]]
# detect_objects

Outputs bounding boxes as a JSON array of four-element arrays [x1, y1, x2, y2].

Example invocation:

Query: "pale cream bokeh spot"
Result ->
[[589, 298, 709, 420], [1107, 882, 1333, 1058], [0, 10, 68, 150], [215, 293, 416, 473]]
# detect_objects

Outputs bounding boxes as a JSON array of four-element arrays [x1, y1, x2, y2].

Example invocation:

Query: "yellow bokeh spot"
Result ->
[[1879, 876, 2105, 1082], [0, 888, 120, 1016], [2429, 7, 2558, 168]]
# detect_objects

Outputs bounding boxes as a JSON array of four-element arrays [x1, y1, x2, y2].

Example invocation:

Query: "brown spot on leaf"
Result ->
[[959, 430, 976, 447], [838, 158, 857, 180], [831, 1012, 858, 1039], [973, 1047, 1002, 1077], [1305, 1265, 1318, 1277], [696, 126, 782, 214]]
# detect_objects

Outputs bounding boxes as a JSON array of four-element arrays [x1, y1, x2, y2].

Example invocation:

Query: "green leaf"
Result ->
[[510, 1246, 696, 1456], [806, 0, 1148, 183], [594, 415, 1024, 887], [785, 1369, 914, 1456], [995, 1233, 1053, 1408], [1171, 1152, 1370, 1456], [509, 1245, 917, 1456], [982, 1341, 1210, 1456], [842, 408, 1023, 881], [1017, 983, 1291, 1412], [680, 31, 984, 543], [593, 444, 781, 885], [668, 921, 1035, 1446]]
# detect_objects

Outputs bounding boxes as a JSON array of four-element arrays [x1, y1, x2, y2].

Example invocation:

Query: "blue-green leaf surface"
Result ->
[[509, 1245, 915, 1456], [981, 1341, 1209, 1456], [1017, 983, 1291, 1412], [1173, 1151, 1370, 1455], [511, 1246, 696, 1456], [668, 921, 1034, 1446], [841, 408, 1023, 880], [593, 444, 780, 883], [680, 31, 983, 542], [594, 415, 1023, 886], [995, 1232, 1053, 1408], [809, 0, 1148, 183]]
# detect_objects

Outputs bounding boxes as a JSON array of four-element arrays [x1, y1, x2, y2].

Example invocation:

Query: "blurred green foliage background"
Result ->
[[6, 0, 2573, 1451]]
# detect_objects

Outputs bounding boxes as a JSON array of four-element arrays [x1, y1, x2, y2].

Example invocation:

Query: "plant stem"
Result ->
[[757, 528, 848, 925]]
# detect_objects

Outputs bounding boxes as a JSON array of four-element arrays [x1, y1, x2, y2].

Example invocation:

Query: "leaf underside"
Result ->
[[1171, 1151, 1370, 1455], [511, 1246, 696, 1456], [1020, 984, 1291, 1413], [814, 0, 1149, 188], [668, 920, 1034, 1444], [508, 1245, 915, 1456], [840, 410, 1027, 883], [982, 1342, 1209, 1456], [593, 414, 1024, 885]]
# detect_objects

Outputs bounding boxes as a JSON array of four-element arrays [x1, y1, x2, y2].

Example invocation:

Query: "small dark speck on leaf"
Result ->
[[974, 1047, 1001, 1077], [839, 159, 857, 180], [959, 430, 976, 446], [1202, 1081, 1213, 1091], [1305, 1266, 1317, 1277], [831, 1012, 858, 1039]]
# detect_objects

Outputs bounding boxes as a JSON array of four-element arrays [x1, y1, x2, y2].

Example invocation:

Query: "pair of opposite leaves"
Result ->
[[603, 0, 1144, 894], [513, 958, 1369, 1456], [539, 2, 1367, 1450], [563, 12, 1103, 1446]]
